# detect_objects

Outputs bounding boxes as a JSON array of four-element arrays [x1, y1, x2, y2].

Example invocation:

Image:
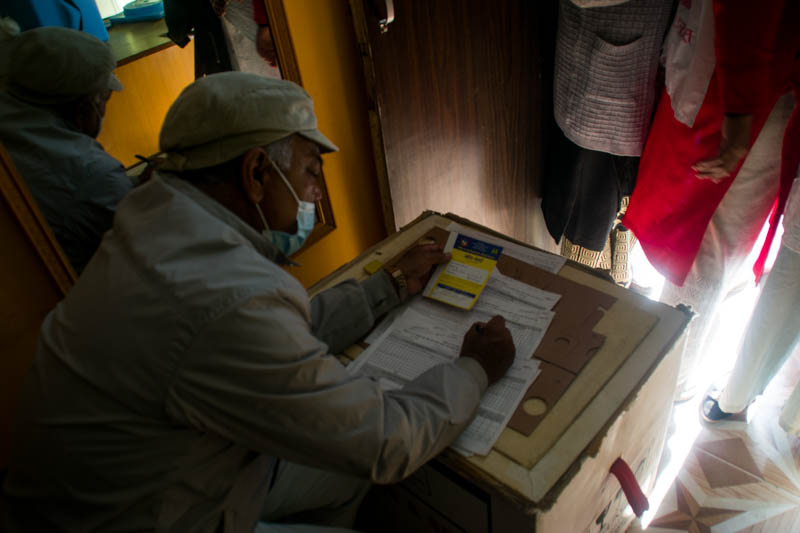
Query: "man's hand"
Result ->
[[460, 315, 515, 385], [693, 114, 753, 183], [255, 26, 278, 67], [392, 243, 450, 296]]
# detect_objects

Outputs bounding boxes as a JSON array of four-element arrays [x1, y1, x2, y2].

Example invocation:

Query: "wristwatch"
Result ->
[[387, 266, 408, 302]]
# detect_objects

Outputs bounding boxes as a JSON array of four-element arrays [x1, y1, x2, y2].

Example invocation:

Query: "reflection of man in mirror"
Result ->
[[254, 2, 277, 67], [164, 0, 280, 78], [1, 73, 516, 532], [220, 0, 282, 77], [0, 26, 130, 274]]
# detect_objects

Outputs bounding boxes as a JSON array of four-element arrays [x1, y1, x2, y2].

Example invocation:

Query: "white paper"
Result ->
[[349, 302, 546, 456], [488, 270, 562, 310], [446, 222, 567, 273], [472, 300, 554, 361], [409, 296, 553, 363], [454, 358, 541, 456], [367, 273, 559, 354], [475, 273, 558, 360], [349, 306, 463, 382]]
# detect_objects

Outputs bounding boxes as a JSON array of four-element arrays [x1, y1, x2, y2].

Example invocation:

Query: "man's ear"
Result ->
[[240, 147, 270, 204]]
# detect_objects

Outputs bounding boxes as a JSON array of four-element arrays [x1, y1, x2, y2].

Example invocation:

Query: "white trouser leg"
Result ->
[[718, 244, 800, 413], [255, 460, 370, 533], [779, 382, 800, 436], [661, 92, 794, 391]]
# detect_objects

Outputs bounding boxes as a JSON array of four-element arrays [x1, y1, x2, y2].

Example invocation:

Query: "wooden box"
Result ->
[[310, 213, 690, 532]]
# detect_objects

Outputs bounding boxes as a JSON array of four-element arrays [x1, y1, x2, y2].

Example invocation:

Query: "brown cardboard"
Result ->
[[509, 362, 575, 435], [496, 255, 616, 374]]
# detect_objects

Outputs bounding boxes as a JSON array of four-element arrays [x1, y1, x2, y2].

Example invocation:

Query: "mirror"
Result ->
[[219, 0, 282, 79], [4, 0, 335, 272], [211, 0, 337, 248]]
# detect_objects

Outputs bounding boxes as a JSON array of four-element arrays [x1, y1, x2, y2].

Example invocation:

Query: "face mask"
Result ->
[[255, 160, 316, 256]]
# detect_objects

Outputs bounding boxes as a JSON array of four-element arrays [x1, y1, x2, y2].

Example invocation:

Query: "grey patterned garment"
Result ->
[[553, 0, 675, 157]]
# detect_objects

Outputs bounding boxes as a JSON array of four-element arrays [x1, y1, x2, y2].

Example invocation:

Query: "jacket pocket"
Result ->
[[583, 33, 646, 108]]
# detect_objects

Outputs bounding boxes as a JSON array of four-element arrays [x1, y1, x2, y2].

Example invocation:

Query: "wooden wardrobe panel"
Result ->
[[360, 0, 557, 244], [0, 145, 74, 467]]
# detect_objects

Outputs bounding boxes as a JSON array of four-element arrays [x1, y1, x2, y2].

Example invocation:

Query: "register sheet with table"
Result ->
[[351, 246, 562, 456]]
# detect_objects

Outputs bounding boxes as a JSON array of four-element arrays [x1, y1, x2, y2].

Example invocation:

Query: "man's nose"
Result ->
[[311, 184, 322, 202], [303, 182, 322, 203]]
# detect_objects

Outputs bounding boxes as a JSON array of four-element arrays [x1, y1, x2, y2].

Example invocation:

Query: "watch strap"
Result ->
[[388, 266, 408, 302]]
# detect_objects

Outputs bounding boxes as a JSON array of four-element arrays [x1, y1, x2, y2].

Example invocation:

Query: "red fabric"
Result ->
[[623, 0, 799, 286], [609, 458, 649, 518], [252, 0, 268, 25], [713, 0, 783, 115], [754, 88, 800, 282]]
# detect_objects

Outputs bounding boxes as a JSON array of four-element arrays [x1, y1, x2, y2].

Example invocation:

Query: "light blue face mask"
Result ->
[[256, 160, 316, 256]]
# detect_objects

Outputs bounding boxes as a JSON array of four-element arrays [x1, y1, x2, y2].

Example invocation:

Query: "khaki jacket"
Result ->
[[1, 175, 486, 533]]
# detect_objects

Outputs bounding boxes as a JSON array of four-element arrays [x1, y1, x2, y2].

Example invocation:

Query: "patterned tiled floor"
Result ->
[[633, 345, 800, 532]]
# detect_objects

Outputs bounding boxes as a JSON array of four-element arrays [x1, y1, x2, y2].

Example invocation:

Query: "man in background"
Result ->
[[0, 26, 131, 273], [624, 0, 798, 399]]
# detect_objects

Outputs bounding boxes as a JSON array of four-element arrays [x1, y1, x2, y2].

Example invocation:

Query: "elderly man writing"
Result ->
[[0, 26, 130, 273], [1, 73, 515, 532]]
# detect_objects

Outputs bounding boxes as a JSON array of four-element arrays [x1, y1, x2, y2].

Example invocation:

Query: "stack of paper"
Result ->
[[352, 269, 560, 456]]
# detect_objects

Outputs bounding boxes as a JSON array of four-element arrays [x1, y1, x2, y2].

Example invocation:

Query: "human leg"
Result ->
[[258, 460, 370, 531], [717, 245, 800, 414], [661, 92, 794, 393], [779, 382, 800, 436]]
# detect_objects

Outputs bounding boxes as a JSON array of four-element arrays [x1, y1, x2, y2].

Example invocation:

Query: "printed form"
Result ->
[[365, 269, 560, 348], [446, 222, 568, 273], [352, 273, 560, 456], [424, 233, 502, 310]]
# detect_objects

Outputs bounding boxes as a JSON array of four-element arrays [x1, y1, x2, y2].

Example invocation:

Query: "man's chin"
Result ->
[[273, 222, 298, 235]]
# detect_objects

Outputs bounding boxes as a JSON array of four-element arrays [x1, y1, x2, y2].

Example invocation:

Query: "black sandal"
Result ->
[[701, 394, 735, 423]]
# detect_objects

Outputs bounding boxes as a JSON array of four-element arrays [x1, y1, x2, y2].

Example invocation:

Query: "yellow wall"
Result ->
[[282, 0, 386, 286], [98, 42, 195, 167]]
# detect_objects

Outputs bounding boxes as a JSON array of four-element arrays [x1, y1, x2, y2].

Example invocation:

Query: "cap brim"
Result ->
[[108, 72, 123, 92], [299, 129, 338, 153]]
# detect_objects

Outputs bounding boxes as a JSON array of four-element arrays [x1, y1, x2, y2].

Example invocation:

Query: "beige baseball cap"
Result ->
[[6, 26, 122, 105], [159, 72, 338, 172]]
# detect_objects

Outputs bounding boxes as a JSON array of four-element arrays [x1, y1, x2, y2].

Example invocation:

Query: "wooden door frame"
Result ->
[[349, 0, 397, 235]]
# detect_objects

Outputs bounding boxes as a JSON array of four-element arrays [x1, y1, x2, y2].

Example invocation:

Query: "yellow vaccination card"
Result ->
[[423, 232, 503, 310]]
